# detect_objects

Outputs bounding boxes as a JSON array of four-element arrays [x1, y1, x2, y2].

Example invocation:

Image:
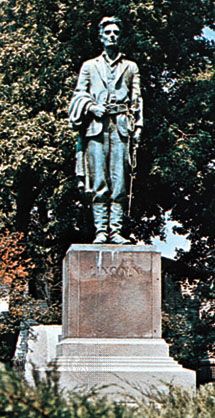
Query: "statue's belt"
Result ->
[[105, 103, 129, 115]]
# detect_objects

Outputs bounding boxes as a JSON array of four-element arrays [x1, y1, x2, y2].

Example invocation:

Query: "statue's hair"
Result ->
[[98, 16, 122, 34]]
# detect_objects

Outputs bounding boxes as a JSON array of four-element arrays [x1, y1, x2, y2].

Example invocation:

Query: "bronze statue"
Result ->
[[69, 16, 143, 244]]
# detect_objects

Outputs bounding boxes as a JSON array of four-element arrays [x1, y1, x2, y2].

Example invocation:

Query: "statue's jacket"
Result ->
[[68, 53, 143, 179]]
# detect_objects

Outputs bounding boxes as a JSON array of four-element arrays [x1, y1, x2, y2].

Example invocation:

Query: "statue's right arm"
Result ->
[[74, 62, 91, 94], [69, 61, 105, 123], [68, 62, 94, 125], [74, 62, 106, 118]]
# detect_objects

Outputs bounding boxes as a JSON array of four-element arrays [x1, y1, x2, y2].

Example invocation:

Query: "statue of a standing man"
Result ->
[[69, 16, 143, 244]]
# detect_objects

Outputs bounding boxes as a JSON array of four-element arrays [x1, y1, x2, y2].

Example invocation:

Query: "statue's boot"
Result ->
[[109, 203, 130, 244], [92, 203, 108, 244]]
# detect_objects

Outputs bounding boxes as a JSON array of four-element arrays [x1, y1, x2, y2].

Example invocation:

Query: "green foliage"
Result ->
[[137, 383, 215, 418], [0, 0, 214, 243], [0, 366, 214, 417], [162, 273, 215, 367], [0, 0, 214, 364], [0, 366, 71, 417]]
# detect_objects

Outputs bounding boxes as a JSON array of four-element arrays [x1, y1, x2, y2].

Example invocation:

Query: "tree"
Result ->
[[0, 230, 60, 362], [0, 230, 32, 361], [0, 0, 214, 364]]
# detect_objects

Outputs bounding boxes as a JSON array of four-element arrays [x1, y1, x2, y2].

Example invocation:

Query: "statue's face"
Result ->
[[100, 23, 120, 48]]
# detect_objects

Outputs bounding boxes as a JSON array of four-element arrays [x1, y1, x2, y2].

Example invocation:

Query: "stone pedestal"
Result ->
[[54, 245, 195, 397], [62, 245, 161, 339]]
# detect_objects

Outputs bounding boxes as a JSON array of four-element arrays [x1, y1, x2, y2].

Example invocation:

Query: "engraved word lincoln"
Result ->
[[69, 17, 143, 244]]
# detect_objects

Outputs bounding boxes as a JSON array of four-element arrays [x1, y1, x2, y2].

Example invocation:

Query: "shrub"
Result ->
[[0, 366, 214, 417]]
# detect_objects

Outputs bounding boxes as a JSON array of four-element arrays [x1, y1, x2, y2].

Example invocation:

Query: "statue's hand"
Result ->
[[89, 104, 106, 118], [133, 127, 142, 145]]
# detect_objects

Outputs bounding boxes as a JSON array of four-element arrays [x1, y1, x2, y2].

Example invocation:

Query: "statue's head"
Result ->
[[98, 16, 122, 49]]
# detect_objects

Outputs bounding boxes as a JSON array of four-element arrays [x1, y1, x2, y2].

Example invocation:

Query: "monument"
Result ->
[[23, 17, 196, 398], [23, 244, 196, 398], [68, 16, 143, 244], [53, 244, 195, 397]]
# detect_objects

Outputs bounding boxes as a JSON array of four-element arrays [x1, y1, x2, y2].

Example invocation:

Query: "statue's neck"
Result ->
[[103, 47, 119, 61]]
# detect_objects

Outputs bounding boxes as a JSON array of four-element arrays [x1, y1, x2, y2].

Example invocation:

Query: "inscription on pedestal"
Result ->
[[63, 245, 161, 339]]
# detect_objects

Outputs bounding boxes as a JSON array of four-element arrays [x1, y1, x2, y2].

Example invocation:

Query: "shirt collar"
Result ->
[[102, 51, 124, 66]]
